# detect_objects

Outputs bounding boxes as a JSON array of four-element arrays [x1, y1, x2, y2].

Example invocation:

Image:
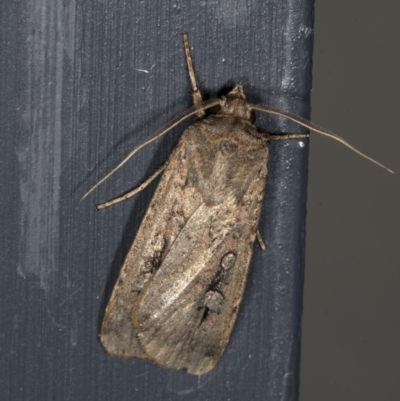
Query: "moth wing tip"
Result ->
[[186, 357, 218, 376]]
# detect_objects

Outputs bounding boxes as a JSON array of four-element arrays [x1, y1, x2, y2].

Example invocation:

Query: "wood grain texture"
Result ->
[[0, 0, 312, 399]]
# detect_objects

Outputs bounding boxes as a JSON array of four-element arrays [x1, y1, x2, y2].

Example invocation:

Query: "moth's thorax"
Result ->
[[183, 114, 268, 205]]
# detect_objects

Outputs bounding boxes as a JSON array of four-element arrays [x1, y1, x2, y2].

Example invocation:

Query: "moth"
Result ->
[[82, 34, 393, 375]]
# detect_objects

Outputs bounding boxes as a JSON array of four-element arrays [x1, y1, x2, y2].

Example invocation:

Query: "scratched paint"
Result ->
[[16, 0, 66, 290]]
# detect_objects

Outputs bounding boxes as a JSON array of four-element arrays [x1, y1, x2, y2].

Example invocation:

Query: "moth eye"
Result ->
[[220, 140, 238, 155], [221, 252, 236, 270]]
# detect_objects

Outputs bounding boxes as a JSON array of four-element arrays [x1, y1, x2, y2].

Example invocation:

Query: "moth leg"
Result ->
[[256, 230, 267, 251], [96, 161, 168, 210], [182, 33, 205, 117], [263, 133, 310, 142]]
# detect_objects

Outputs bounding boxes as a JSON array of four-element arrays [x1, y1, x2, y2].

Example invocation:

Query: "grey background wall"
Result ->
[[0, 1, 311, 400], [302, 1, 400, 400], [0, 0, 399, 400]]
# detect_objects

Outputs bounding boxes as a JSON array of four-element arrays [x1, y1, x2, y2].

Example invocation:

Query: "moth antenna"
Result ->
[[250, 103, 394, 174], [96, 160, 168, 210], [81, 99, 221, 201]]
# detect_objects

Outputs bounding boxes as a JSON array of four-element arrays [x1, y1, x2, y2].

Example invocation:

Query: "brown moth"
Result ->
[[82, 34, 393, 376]]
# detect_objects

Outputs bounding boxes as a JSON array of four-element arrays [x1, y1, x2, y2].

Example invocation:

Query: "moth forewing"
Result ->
[[100, 92, 269, 375], [100, 139, 194, 359]]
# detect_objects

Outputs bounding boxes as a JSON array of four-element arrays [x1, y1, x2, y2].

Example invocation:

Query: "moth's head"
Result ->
[[217, 84, 255, 123]]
